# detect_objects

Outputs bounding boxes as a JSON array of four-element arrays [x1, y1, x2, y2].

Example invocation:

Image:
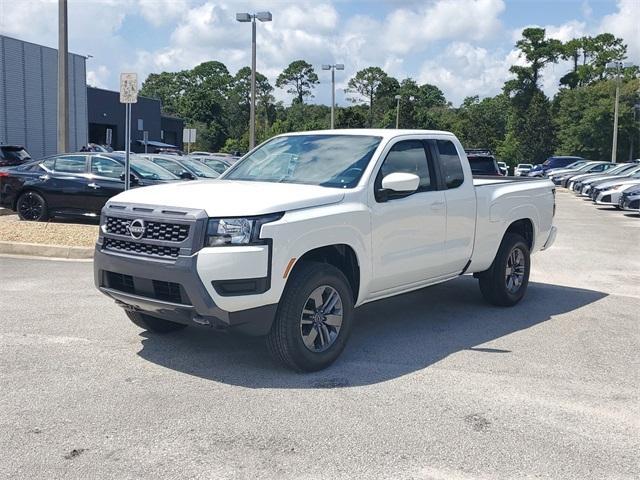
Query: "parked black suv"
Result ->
[[0, 145, 31, 167]]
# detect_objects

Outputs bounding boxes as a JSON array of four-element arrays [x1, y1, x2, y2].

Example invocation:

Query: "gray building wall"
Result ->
[[0, 35, 87, 159]]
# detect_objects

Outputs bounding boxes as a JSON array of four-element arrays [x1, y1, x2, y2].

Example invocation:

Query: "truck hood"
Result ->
[[107, 179, 345, 216]]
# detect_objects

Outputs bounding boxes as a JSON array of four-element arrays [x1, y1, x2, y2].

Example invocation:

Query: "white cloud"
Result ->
[[86, 65, 110, 88], [0, 0, 638, 109], [418, 43, 520, 105], [137, 0, 189, 27], [600, 0, 640, 63], [382, 0, 505, 54]]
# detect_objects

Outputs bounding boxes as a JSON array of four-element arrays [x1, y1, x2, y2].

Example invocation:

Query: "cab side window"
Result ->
[[437, 140, 464, 188], [378, 140, 432, 190]]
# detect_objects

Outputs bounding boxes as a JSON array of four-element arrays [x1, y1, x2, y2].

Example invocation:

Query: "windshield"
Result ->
[[181, 158, 219, 178], [224, 134, 382, 188], [131, 157, 178, 180], [605, 164, 632, 175], [518, 164, 533, 169]]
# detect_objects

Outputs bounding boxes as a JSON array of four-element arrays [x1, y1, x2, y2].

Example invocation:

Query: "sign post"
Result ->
[[182, 128, 196, 154], [143, 131, 149, 153], [105, 128, 112, 147], [120, 73, 138, 190]]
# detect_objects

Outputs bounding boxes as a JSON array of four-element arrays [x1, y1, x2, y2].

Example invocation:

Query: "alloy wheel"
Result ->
[[505, 247, 526, 294], [300, 285, 343, 352], [18, 193, 44, 220]]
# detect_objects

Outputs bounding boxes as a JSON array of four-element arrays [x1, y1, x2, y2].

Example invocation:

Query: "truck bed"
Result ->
[[473, 176, 546, 186]]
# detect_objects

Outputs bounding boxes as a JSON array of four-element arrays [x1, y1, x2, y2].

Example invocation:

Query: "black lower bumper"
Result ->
[[94, 247, 277, 336]]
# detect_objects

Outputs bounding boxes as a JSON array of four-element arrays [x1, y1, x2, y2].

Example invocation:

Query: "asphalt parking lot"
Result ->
[[1, 191, 638, 480]]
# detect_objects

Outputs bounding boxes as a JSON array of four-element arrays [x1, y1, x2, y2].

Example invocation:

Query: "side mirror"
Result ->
[[120, 172, 139, 184], [180, 171, 195, 180], [376, 172, 420, 202], [381, 172, 420, 193]]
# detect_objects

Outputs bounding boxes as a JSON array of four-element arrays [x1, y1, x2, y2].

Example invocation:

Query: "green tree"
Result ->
[[505, 28, 562, 101], [227, 67, 274, 140], [345, 67, 390, 127], [139, 71, 190, 115], [275, 60, 319, 104], [553, 78, 640, 161], [456, 95, 510, 157]]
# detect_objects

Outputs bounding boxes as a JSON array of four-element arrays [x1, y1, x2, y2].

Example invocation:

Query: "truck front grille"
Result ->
[[106, 216, 190, 242], [103, 238, 180, 258], [104, 271, 189, 305]]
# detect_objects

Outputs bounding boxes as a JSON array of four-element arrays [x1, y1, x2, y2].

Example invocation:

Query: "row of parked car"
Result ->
[[543, 158, 640, 213], [0, 150, 239, 221]]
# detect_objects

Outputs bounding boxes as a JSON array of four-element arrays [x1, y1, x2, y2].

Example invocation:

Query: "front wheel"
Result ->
[[477, 233, 530, 306], [17, 191, 49, 221], [125, 311, 188, 333], [267, 261, 354, 372]]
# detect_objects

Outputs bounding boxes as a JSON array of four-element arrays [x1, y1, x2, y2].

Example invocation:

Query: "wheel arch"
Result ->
[[13, 187, 47, 211], [288, 244, 361, 304], [504, 218, 534, 250]]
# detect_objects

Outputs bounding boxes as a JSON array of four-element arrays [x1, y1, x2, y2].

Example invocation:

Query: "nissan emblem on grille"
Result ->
[[126, 219, 146, 240]]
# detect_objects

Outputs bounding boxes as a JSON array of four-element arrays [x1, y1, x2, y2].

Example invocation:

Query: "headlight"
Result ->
[[204, 213, 283, 247]]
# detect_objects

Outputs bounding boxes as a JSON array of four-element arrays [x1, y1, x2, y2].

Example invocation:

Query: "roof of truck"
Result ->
[[279, 129, 455, 139]]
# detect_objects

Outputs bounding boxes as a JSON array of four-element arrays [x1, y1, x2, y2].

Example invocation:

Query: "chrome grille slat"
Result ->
[[106, 216, 190, 242]]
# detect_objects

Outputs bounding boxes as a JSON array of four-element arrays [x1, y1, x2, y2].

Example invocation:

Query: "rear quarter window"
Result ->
[[437, 140, 464, 188]]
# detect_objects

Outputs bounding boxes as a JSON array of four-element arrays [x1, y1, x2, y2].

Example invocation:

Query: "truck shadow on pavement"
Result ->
[[136, 276, 606, 388]]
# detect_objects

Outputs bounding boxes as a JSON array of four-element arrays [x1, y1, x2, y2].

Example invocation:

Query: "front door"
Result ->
[[369, 139, 448, 294]]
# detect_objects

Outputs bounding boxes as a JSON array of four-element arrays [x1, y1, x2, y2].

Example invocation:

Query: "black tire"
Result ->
[[267, 261, 354, 372], [477, 233, 530, 306], [16, 191, 49, 221], [125, 311, 188, 333]]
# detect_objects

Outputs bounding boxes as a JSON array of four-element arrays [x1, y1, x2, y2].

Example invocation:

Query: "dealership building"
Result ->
[[0, 34, 183, 158]]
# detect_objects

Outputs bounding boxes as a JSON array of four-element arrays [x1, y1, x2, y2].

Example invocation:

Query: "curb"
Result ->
[[0, 208, 14, 216], [0, 241, 94, 259]]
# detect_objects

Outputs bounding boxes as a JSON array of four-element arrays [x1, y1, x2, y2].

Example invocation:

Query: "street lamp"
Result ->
[[395, 95, 415, 129], [236, 11, 272, 150], [605, 60, 631, 163], [322, 63, 344, 129]]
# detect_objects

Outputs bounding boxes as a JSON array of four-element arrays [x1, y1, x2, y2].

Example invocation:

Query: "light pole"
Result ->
[[395, 95, 415, 129], [236, 11, 272, 150], [322, 63, 344, 129], [57, 0, 69, 153], [605, 60, 631, 163]]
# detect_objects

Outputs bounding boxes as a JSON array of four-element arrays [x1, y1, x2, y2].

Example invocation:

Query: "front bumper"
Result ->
[[595, 190, 621, 205], [94, 248, 277, 336]]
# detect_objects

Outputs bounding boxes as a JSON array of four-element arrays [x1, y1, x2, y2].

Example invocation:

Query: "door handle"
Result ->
[[88, 183, 101, 189], [38, 175, 48, 180], [430, 201, 445, 210]]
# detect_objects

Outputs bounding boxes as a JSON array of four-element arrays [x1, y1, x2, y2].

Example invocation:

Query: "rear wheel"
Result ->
[[477, 233, 530, 306], [267, 261, 354, 372], [125, 311, 188, 333], [17, 191, 49, 221]]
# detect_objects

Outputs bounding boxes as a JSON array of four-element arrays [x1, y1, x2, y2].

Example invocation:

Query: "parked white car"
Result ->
[[93, 129, 557, 371], [595, 178, 640, 207], [514, 163, 533, 176]]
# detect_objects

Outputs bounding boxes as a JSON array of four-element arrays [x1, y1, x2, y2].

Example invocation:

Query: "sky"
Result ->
[[0, 0, 638, 107]]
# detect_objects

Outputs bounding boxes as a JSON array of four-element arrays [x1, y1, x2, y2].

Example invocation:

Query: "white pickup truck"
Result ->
[[94, 129, 557, 371]]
